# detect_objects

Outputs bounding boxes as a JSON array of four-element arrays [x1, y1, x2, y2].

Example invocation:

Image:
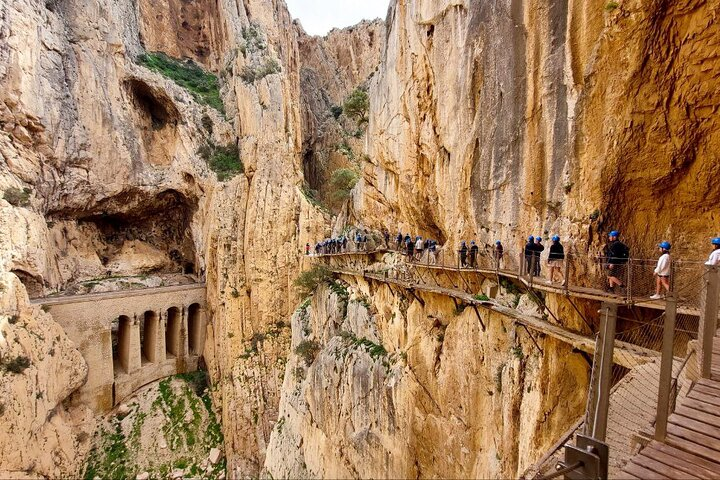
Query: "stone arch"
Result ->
[[166, 307, 181, 358], [11, 269, 43, 298], [113, 315, 133, 374], [187, 303, 203, 355], [141, 310, 159, 363]]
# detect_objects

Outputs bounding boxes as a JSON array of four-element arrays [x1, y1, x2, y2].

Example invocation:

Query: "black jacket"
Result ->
[[606, 240, 629, 264], [549, 243, 564, 260], [524, 242, 535, 257]]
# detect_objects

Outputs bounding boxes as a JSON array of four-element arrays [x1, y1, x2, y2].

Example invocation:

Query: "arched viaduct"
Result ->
[[33, 284, 208, 413]]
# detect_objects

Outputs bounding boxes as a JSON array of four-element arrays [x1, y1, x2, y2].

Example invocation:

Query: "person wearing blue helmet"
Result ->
[[548, 235, 565, 284], [532, 236, 544, 276], [524, 236, 535, 274], [650, 241, 672, 299], [603, 230, 629, 292], [493, 240, 504, 268], [706, 237, 720, 266]]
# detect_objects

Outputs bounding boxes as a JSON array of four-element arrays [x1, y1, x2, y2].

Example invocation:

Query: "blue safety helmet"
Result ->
[[535, 236, 542, 241], [528, 236, 534, 241], [495, 240, 501, 245], [712, 237, 720, 246], [552, 235, 560, 242], [659, 241, 671, 250], [609, 230, 620, 238]]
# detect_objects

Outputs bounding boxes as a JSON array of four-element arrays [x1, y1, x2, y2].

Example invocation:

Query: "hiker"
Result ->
[[707, 237, 720, 266], [533, 236, 544, 276], [396, 231, 403, 251], [650, 241, 672, 299], [315, 242, 321, 255], [355, 232, 362, 251], [469, 241, 479, 268], [362, 232, 368, 251], [494, 240, 504, 268], [305, 243, 310, 255], [406, 235, 415, 261], [415, 236, 424, 261], [459, 241, 468, 268], [524, 236, 535, 275], [604, 230, 629, 292], [548, 235, 565, 284], [429, 240, 438, 265], [342, 236, 348, 252]]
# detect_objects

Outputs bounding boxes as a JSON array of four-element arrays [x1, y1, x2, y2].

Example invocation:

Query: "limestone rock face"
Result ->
[[353, 0, 720, 258], [264, 279, 589, 478], [0, 275, 93, 478]]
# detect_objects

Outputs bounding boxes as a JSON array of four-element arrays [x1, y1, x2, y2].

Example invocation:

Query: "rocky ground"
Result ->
[[84, 372, 225, 480]]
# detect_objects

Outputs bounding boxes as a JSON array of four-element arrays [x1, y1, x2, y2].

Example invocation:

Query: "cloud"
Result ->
[[285, 0, 389, 36]]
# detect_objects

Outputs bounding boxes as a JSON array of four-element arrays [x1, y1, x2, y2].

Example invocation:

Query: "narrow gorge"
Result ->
[[1, 0, 718, 478]]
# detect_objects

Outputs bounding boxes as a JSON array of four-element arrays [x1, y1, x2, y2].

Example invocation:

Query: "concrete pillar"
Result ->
[[165, 307, 181, 358], [127, 316, 142, 373], [142, 311, 159, 363], [158, 311, 167, 362]]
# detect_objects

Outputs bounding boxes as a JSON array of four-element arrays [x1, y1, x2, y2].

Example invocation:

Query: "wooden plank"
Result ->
[[632, 454, 700, 479], [698, 378, 720, 393], [667, 422, 720, 450], [667, 434, 720, 465], [623, 461, 669, 480], [693, 383, 720, 398], [669, 411, 720, 440], [683, 397, 720, 417], [675, 405, 720, 429], [689, 390, 720, 408], [649, 441, 720, 478], [643, 443, 719, 479]]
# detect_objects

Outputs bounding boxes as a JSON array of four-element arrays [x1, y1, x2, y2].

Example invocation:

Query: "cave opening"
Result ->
[[11, 269, 44, 299], [72, 189, 198, 279], [126, 79, 178, 130]]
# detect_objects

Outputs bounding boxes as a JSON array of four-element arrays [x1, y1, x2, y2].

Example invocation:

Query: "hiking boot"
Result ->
[[649, 294, 663, 300]]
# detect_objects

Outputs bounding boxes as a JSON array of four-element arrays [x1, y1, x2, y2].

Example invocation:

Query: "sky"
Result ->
[[285, 0, 390, 36]]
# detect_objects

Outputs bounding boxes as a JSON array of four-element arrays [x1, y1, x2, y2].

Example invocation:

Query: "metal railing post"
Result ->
[[699, 265, 720, 379], [626, 258, 633, 303], [592, 302, 617, 442], [563, 256, 570, 295], [655, 295, 677, 441]]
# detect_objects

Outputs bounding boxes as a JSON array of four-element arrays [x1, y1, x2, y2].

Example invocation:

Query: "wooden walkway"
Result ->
[[330, 267, 659, 369], [315, 252, 702, 316], [621, 333, 720, 479]]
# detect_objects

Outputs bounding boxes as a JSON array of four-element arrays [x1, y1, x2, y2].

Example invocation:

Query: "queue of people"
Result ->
[[310, 226, 720, 299]]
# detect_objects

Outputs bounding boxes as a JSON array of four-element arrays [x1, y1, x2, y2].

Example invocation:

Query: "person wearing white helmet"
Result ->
[[650, 241, 672, 300], [707, 237, 720, 266]]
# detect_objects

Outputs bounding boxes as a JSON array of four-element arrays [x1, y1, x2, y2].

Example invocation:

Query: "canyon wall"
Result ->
[[353, 0, 720, 259], [264, 275, 589, 478]]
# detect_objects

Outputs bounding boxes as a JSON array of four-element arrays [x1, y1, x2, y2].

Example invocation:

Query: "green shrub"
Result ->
[[240, 57, 281, 84], [473, 293, 490, 301], [343, 88, 369, 125], [330, 105, 343, 119], [241, 24, 266, 53], [3, 187, 32, 207], [138, 52, 224, 113], [295, 340, 321, 366], [605, 1, 619, 11], [511, 345, 524, 359], [4, 355, 31, 374], [294, 265, 331, 297], [198, 142, 243, 181], [328, 168, 359, 208]]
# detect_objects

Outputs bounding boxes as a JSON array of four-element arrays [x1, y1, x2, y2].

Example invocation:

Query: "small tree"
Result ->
[[294, 265, 331, 297], [328, 168, 359, 209], [343, 88, 369, 126]]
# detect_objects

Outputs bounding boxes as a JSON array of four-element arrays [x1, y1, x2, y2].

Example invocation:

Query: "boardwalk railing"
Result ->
[[311, 246, 708, 313]]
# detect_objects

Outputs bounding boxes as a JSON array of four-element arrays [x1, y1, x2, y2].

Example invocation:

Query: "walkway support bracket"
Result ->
[[471, 305, 486, 332], [655, 296, 677, 441], [699, 265, 720, 379], [589, 302, 617, 442]]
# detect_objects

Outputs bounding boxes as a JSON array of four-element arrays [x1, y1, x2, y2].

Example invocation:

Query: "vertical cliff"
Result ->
[[354, 0, 720, 256]]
